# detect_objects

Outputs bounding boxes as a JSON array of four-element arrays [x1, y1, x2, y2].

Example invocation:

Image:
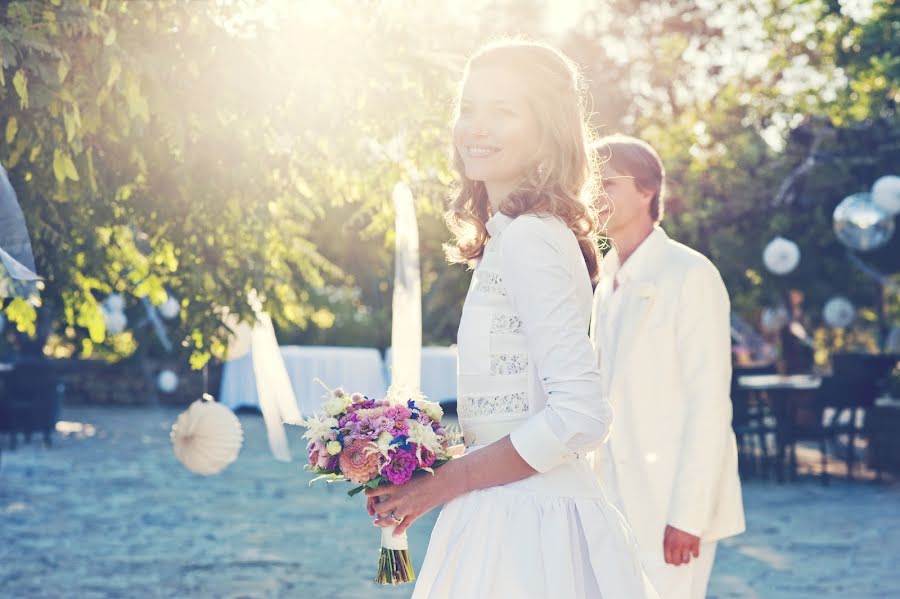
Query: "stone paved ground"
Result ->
[[1, 406, 898, 599]]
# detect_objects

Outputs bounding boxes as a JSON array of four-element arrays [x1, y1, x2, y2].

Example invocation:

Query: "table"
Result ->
[[219, 346, 387, 416], [737, 374, 823, 482], [384, 346, 458, 403]]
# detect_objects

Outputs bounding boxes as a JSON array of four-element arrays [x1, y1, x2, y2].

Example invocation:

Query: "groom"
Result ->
[[589, 135, 745, 598]]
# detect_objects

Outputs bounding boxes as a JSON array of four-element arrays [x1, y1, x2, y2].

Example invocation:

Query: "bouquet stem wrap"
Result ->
[[376, 525, 415, 585]]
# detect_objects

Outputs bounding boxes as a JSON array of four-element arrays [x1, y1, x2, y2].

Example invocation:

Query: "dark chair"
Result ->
[[4, 358, 61, 448], [731, 365, 777, 479], [826, 353, 898, 478]]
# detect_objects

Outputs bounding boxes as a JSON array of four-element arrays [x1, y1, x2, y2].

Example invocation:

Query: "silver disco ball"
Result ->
[[832, 192, 895, 252]]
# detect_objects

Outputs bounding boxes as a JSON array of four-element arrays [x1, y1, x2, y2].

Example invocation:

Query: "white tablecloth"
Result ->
[[219, 346, 388, 416], [385, 346, 458, 403]]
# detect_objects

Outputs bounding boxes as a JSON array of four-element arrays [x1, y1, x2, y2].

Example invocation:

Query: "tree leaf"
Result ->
[[52, 148, 66, 183], [13, 69, 28, 109], [63, 153, 79, 181], [5, 116, 17, 144]]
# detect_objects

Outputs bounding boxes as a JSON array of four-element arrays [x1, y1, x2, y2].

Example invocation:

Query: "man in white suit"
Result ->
[[589, 135, 745, 599]]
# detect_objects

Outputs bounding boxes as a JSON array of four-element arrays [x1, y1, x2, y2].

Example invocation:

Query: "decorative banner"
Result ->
[[833, 192, 895, 252], [171, 398, 244, 476], [0, 162, 39, 298], [763, 237, 800, 275], [823, 296, 855, 328], [157, 369, 179, 393], [760, 306, 789, 334], [159, 296, 181, 320], [872, 175, 900, 216], [222, 309, 253, 360], [103, 308, 128, 335], [390, 181, 422, 392], [251, 311, 302, 462]]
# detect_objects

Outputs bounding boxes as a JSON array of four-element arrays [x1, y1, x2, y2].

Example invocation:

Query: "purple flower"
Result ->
[[383, 448, 417, 485], [373, 416, 395, 434], [351, 418, 379, 440]]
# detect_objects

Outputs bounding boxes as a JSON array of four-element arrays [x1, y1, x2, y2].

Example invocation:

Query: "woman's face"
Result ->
[[453, 65, 541, 192]]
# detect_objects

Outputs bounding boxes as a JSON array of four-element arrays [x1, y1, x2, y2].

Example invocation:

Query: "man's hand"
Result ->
[[664, 525, 700, 566]]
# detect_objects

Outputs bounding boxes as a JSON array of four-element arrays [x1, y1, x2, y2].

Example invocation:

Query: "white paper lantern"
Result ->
[[105, 293, 125, 312], [823, 296, 855, 328], [159, 296, 181, 320], [103, 309, 128, 335], [872, 175, 900, 216], [170, 399, 243, 476], [157, 369, 179, 393], [763, 237, 800, 275], [760, 306, 788, 334]]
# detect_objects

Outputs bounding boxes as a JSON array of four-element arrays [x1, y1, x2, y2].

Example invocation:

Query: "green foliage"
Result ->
[[1, 0, 896, 368]]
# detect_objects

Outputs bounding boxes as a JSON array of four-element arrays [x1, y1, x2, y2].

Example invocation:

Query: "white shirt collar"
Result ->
[[605, 226, 667, 286]]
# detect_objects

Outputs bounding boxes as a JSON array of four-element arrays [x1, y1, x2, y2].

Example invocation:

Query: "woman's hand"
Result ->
[[366, 462, 466, 536]]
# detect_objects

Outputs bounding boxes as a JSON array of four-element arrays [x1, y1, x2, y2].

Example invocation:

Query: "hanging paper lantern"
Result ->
[[103, 309, 128, 335], [823, 296, 855, 328], [105, 293, 126, 312], [159, 296, 181, 320], [760, 306, 789, 334], [157, 369, 179, 393], [762, 237, 800, 275], [171, 398, 243, 476], [833, 192, 895, 252], [872, 175, 900, 216]]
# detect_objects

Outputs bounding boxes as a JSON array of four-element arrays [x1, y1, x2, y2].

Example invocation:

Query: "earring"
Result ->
[[537, 161, 547, 178]]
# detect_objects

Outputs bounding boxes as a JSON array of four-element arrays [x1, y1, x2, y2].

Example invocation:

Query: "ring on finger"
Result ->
[[390, 511, 403, 524]]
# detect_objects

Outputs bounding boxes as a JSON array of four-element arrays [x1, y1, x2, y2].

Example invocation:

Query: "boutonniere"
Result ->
[[638, 282, 656, 300]]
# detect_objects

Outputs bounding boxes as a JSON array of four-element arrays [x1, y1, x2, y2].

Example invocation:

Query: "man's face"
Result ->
[[597, 165, 654, 239]]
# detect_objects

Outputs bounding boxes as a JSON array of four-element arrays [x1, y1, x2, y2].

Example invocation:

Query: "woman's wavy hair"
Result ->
[[443, 39, 601, 283]]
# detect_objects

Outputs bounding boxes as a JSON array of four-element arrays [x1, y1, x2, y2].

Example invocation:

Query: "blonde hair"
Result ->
[[443, 39, 601, 283], [593, 134, 666, 224]]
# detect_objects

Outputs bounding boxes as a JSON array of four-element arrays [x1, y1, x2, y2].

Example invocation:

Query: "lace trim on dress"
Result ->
[[457, 391, 529, 419], [475, 271, 506, 296], [489, 353, 529, 376], [490, 313, 524, 335]]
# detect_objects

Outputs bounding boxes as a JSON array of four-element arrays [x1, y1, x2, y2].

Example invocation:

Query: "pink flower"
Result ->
[[307, 439, 331, 470], [418, 446, 436, 468], [385, 406, 412, 421], [339, 439, 380, 484], [391, 420, 409, 437], [383, 448, 417, 485]]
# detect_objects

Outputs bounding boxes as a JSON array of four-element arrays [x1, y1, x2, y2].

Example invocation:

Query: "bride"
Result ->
[[366, 40, 659, 599]]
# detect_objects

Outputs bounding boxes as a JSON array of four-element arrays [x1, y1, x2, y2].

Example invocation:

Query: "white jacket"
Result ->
[[590, 227, 745, 552]]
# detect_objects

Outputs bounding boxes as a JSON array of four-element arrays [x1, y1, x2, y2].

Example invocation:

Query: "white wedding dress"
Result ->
[[412, 213, 658, 599]]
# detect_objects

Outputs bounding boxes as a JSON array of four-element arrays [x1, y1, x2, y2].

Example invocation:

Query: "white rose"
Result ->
[[323, 392, 351, 416], [326, 441, 343, 455], [419, 400, 443, 422]]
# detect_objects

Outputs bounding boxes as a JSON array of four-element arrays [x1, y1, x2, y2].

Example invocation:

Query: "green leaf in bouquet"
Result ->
[[347, 475, 385, 497]]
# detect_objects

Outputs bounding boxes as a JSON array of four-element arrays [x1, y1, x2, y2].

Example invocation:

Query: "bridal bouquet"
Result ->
[[301, 383, 452, 585]]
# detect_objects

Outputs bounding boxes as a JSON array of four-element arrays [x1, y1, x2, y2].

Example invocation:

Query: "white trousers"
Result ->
[[642, 541, 717, 599]]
